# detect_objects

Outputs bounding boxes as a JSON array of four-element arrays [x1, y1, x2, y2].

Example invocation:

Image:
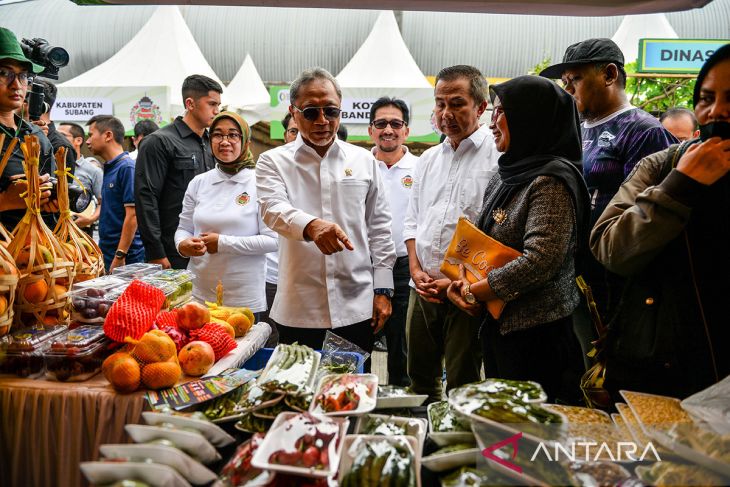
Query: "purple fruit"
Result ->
[[81, 308, 98, 319], [72, 297, 87, 309], [97, 303, 110, 317], [86, 288, 104, 298]]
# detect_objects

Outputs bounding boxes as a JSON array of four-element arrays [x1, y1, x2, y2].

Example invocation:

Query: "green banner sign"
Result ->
[[638, 38, 730, 74]]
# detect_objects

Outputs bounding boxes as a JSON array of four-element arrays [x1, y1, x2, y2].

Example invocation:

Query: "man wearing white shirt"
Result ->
[[257, 67, 396, 366], [368, 97, 418, 386], [403, 65, 500, 401]]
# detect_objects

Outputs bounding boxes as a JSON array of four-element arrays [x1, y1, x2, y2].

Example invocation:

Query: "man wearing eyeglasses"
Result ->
[[367, 96, 418, 386], [0, 27, 56, 230], [256, 67, 396, 367], [403, 65, 500, 402]]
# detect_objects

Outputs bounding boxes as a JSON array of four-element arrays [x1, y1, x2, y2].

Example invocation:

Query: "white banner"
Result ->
[[51, 98, 113, 121], [340, 98, 380, 124]]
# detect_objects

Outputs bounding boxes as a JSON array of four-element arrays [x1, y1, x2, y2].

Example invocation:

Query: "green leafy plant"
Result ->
[[625, 62, 696, 115]]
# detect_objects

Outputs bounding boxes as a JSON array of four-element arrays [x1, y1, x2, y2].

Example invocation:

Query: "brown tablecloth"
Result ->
[[0, 374, 145, 487]]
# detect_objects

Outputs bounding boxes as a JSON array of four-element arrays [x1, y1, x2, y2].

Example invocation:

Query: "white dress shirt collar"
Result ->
[[371, 146, 417, 170], [443, 123, 491, 153]]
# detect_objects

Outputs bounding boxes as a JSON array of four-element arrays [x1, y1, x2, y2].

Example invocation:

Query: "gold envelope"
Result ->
[[440, 217, 522, 319]]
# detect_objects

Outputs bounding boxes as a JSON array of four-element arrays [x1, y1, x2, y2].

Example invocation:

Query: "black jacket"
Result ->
[[46, 121, 77, 176], [134, 116, 214, 268]]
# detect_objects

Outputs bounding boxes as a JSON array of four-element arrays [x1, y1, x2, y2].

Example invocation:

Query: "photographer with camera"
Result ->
[[33, 79, 76, 175], [0, 27, 57, 230]]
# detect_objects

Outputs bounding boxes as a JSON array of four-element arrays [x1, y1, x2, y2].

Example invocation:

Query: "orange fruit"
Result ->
[[45, 284, 68, 301], [0, 295, 7, 315], [227, 313, 251, 337], [103, 352, 141, 393], [23, 280, 48, 304], [214, 321, 235, 339], [141, 361, 181, 390], [42, 315, 59, 326], [126, 330, 177, 365]]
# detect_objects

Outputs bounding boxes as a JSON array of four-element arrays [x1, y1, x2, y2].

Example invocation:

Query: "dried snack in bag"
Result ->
[[104, 280, 165, 342]]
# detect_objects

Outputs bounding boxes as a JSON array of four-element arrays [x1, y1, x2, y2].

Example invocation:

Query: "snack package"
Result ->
[[317, 331, 369, 380]]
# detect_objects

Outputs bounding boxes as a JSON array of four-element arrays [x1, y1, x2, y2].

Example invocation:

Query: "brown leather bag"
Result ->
[[440, 217, 521, 319]]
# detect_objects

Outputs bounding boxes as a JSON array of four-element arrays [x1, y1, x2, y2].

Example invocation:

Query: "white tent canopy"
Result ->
[[72, 0, 714, 16], [223, 54, 271, 126], [58, 5, 223, 128], [336, 10, 431, 88], [612, 13, 679, 62]]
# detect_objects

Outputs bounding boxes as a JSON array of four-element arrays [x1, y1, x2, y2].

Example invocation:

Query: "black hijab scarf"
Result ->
[[478, 75, 591, 272]]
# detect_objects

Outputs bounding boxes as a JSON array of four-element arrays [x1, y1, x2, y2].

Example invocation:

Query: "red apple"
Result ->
[[176, 302, 211, 332], [178, 341, 215, 376]]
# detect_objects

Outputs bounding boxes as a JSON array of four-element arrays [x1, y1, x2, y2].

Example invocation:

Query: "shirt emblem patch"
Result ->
[[236, 192, 250, 206], [597, 131, 616, 148], [345, 168, 353, 177], [401, 175, 413, 188]]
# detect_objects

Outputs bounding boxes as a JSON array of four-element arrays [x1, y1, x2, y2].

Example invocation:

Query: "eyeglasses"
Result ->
[[491, 106, 504, 123], [371, 119, 406, 130], [286, 128, 299, 136], [0, 67, 32, 87], [211, 132, 242, 143], [292, 105, 341, 122]]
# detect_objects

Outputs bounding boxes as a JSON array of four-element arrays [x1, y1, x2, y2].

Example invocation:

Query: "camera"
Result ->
[[48, 177, 92, 214], [20, 38, 69, 80], [26, 81, 46, 122]]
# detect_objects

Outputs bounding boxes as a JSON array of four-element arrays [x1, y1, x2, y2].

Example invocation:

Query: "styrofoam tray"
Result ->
[[99, 443, 217, 485], [142, 412, 235, 447], [422, 447, 480, 472], [309, 373, 378, 416], [338, 435, 421, 486], [472, 425, 550, 487], [649, 428, 730, 478], [258, 344, 321, 391], [615, 403, 650, 449], [427, 401, 475, 447], [375, 386, 428, 409], [354, 414, 428, 451], [80, 461, 191, 487], [125, 424, 221, 464], [620, 390, 692, 436], [449, 391, 568, 446], [250, 412, 349, 478]]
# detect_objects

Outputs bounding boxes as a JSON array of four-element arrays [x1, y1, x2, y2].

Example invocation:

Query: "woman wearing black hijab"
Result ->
[[447, 75, 590, 402]]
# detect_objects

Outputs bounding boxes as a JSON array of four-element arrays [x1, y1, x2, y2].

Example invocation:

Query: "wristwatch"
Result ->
[[374, 288, 394, 298], [115, 249, 128, 259], [464, 283, 477, 305]]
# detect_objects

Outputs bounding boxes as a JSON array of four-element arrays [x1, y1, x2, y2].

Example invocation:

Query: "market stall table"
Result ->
[[0, 322, 270, 487], [0, 374, 145, 487]]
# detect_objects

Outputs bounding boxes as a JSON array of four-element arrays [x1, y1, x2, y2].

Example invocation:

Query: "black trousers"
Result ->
[[383, 256, 410, 386], [481, 315, 584, 404], [276, 319, 374, 373], [261, 282, 279, 348]]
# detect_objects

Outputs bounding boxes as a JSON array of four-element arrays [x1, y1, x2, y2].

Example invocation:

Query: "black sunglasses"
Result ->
[[292, 105, 341, 122], [371, 119, 406, 130]]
